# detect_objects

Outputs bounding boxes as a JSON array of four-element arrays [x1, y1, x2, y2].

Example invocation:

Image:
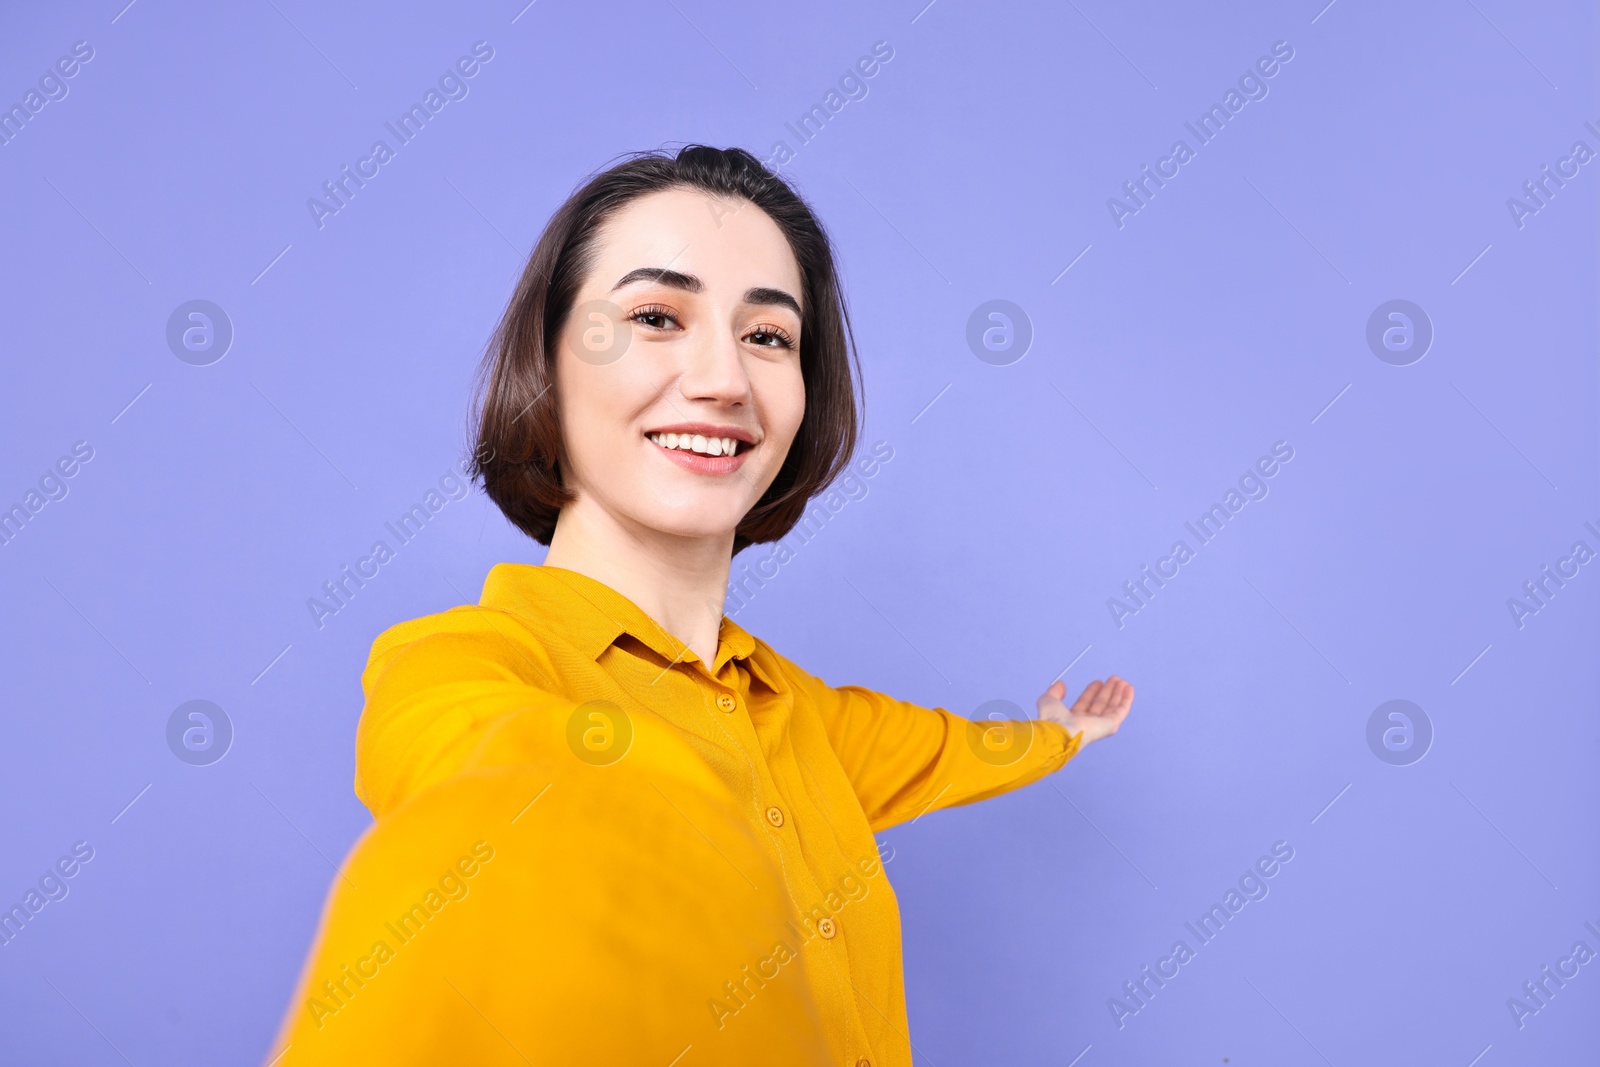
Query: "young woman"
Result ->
[[269, 145, 1134, 1066]]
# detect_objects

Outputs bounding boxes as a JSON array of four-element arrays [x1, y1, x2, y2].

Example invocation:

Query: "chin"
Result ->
[[632, 503, 748, 542]]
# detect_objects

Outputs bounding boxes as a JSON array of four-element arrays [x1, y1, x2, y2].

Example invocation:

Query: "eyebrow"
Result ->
[[610, 267, 803, 318]]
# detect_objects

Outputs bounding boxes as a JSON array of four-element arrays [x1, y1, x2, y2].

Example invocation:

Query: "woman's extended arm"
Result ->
[[778, 653, 1134, 832], [272, 657, 829, 1067]]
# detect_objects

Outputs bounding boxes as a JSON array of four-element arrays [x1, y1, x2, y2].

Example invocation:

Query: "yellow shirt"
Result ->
[[274, 563, 1083, 1065]]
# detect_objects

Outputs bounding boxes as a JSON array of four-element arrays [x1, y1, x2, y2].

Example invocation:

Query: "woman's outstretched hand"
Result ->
[[1037, 676, 1134, 746]]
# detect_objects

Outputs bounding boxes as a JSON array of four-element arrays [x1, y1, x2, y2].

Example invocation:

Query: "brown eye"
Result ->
[[747, 325, 796, 350], [629, 305, 678, 330]]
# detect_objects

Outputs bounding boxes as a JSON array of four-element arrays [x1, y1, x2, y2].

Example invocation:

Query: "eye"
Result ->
[[746, 324, 797, 350], [628, 304, 679, 331]]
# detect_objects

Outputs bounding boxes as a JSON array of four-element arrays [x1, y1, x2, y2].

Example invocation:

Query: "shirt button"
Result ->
[[716, 693, 737, 713], [817, 917, 837, 939], [765, 805, 784, 827], [856, 1059, 872, 1067]]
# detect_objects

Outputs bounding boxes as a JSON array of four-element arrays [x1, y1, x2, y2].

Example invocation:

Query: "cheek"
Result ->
[[557, 346, 657, 451], [757, 360, 807, 451]]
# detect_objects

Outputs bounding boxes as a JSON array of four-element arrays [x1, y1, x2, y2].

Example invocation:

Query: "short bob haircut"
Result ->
[[468, 144, 863, 555]]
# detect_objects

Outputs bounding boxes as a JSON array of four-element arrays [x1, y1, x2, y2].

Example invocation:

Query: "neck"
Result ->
[[543, 498, 732, 668]]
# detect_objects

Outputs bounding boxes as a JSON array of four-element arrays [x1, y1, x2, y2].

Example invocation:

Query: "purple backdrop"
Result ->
[[1, 1, 1596, 1064]]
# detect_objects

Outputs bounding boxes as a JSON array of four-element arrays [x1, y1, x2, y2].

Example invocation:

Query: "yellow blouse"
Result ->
[[270, 563, 1082, 1066]]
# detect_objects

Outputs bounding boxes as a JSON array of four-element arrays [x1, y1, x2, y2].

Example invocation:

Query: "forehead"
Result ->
[[587, 186, 803, 302]]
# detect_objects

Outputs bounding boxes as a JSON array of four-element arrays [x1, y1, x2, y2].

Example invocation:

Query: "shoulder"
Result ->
[[363, 602, 557, 690], [745, 633, 945, 722], [369, 602, 523, 657], [744, 633, 849, 709]]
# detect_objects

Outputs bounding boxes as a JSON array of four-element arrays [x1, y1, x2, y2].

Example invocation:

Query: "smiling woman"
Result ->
[[267, 145, 1135, 1067]]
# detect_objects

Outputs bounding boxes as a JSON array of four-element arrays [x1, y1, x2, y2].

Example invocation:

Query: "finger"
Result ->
[[1085, 678, 1117, 717], [1108, 681, 1134, 720], [1070, 680, 1103, 714]]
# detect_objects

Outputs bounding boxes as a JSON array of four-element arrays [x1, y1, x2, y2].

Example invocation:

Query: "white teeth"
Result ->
[[649, 432, 745, 457]]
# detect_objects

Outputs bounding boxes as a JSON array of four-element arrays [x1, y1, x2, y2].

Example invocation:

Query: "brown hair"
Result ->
[[468, 145, 862, 555]]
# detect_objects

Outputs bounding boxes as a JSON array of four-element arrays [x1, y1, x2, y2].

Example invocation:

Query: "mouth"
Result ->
[[644, 423, 756, 475]]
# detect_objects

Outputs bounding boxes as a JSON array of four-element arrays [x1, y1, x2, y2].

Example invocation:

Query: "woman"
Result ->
[[269, 145, 1134, 1066]]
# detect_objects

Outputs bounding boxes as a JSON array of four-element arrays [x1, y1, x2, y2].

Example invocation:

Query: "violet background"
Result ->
[[1, 1, 1596, 1064]]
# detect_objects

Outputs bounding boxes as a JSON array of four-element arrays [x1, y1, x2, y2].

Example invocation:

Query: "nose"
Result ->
[[676, 319, 752, 409]]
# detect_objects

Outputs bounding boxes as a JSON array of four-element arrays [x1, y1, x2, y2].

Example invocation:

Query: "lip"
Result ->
[[644, 422, 757, 477], [644, 422, 758, 445]]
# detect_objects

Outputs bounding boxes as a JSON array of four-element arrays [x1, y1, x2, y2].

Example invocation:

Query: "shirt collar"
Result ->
[[478, 563, 782, 692]]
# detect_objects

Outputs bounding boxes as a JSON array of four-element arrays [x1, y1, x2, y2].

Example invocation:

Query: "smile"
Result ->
[[643, 423, 757, 476], [646, 431, 748, 457]]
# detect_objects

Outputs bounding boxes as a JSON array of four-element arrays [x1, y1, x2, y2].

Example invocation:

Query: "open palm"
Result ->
[[1037, 676, 1134, 745]]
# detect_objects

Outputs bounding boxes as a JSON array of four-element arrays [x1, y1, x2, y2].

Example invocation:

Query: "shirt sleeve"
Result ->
[[270, 683, 829, 1066], [775, 654, 1085, 832], [353, 609, 581, 819]]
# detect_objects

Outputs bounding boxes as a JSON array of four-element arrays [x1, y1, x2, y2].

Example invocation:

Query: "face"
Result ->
[[553, 186, 807, 544]]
